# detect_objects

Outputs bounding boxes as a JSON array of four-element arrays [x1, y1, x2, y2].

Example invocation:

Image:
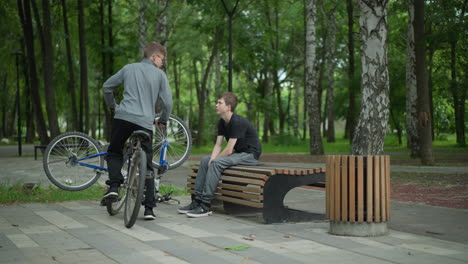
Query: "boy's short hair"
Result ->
[[144, 42, 166, 58], [218, 92, 238, 112]]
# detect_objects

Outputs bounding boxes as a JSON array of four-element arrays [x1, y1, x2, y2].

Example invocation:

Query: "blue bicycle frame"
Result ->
[[73, 140, 169, 173], [76, 152, 109, 172]]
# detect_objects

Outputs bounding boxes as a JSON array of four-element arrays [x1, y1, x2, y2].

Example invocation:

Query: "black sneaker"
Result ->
[[177, 200, 199, 214], [103, 185, 119, 203], [186, 203, 212, 218], [144, 207, 156, 220]]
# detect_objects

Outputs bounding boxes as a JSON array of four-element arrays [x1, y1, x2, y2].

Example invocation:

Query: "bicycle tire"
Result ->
[[106, 153, 130, 215], [43, 132, 103, 191], [153, 114, 192, 169], [124, 149, 146, 228]]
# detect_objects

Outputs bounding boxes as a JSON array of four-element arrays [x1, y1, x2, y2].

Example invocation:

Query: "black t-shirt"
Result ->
[[217, 114, 262, 160]]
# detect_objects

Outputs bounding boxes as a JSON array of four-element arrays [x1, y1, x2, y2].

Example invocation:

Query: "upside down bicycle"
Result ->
[[42, 114, 191, 228]]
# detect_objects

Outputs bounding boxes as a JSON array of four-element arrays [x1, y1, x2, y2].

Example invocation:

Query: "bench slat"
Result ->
[[222, 169, 269, 181], [217, 189, 263, 201], [215, 195, 263, 208], [188, 190, 263, 208], [188, 174, 265, 186], [227, 166, 276, 176], [220, 176, 265, 186], [187, 183, 263, 194]]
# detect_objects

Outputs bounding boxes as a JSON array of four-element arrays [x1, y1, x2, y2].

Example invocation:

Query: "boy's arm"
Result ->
[[209, 137, 237, 165], [102, 68, 125, 110], [157, 73, 173, 123]]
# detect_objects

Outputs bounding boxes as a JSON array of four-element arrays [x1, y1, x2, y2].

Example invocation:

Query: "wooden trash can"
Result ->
[[325, 155, 390, 236]]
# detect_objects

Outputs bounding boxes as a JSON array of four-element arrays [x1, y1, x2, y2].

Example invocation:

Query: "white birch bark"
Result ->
[[138, 0, 147, 57], [406, 0, 419, 156], [305, 0, 324, 154], [351, 0, 390, 155], [155, 0, 168, 46]]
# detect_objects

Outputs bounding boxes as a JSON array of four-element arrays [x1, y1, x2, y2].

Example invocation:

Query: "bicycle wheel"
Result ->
[[43, 132, 103, 191], [124, 149, 146, 228], [153, 114, 192, 169], [106, 153, 130, 215]]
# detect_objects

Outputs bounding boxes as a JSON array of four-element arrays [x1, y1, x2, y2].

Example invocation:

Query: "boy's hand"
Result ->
[[154, 119, 167, 127]]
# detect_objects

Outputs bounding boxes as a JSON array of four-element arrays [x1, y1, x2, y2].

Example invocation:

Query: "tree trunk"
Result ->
[[405, 0, 419, 157], [427, 40, 435, 141], [195, 28, 222, 147], [215, 50, 221, 98], [138, 0, 147, 57], [305, 0, 323, 155], [326, 3, 337, 143], [414, 0, 434, 164], [351, 0, 390, 155], [78, 0, 89, 133], [265, 1, 286, 135], [108, 0, 114, 77], [390, 108, 403, 145], [450, 41, 466, 146], [293, 76, 300, 138], [172, 52, 180, 116], [345, 0, 357, 142], [61, 0, 78, 131], [155, 0, 168, 45], [41, 0, 60, 137], [18, 0, 49, 145], [1, 72, 7, 137]]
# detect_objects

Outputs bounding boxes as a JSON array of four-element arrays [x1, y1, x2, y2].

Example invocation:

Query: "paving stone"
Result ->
[[0, 248, 27, 263], [149, 237, 246, 264]]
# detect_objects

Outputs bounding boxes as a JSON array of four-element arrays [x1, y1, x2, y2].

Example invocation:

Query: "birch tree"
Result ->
[[138, 0, 147, 57], [305, 0, 324, 154], [406, 0, 419, 157], [351, 0, 390, 155]]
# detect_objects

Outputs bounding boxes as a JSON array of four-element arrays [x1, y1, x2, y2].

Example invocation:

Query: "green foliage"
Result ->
[[1, 0, 466, 152], [159, 184, 190, 197]]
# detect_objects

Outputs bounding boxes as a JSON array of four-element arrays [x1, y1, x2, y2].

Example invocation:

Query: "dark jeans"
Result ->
[[106, 118, 155, 208]]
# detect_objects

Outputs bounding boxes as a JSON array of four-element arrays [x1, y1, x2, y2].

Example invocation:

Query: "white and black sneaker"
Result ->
[[144, 208, 156, 220], [177, 200, 199, 214], [103, 185, 119, 203], [186, 203, 212, 218]]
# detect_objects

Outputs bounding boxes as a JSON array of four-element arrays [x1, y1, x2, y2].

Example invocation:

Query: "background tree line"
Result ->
[[0, 0, 466, 164]]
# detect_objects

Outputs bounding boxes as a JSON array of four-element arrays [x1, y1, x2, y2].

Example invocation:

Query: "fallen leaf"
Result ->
[[225, 245, 250, 251]]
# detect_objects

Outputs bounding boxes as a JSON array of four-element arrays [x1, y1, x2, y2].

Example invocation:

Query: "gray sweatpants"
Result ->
[[194, 152, 258, 204]]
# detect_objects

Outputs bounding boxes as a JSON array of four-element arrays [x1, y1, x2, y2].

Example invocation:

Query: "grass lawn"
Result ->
[[0, 183, 189, 204]]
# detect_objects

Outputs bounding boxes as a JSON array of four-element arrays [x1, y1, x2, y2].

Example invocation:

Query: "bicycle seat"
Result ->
[[130, 130, 151, 142]]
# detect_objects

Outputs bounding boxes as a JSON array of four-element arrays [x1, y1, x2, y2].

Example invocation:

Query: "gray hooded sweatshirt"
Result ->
[[103, 58, 172, 130]]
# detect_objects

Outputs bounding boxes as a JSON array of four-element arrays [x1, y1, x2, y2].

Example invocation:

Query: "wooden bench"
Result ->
[[187, 163, 325, 223]]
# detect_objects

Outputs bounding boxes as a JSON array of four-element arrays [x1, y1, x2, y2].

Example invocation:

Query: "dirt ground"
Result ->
[[258, 153, 468, 210]]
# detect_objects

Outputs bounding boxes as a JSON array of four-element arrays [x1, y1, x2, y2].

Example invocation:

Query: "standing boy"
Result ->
[[102, 42, 172, 220], [178, 92, 261, 217]]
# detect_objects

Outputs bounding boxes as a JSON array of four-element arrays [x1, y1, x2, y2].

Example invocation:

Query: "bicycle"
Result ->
[[42, 114, 192, 228]]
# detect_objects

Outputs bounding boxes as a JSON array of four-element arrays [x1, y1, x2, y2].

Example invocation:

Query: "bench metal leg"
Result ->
[[263, 172, 325, 224]]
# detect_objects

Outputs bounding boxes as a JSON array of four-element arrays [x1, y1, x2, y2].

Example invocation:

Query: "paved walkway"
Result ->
[[1, 197, 468, 264], [1, 146, 468, 263]]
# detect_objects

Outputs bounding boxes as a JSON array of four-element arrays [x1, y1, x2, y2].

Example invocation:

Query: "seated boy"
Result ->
[[178, 92, 262, 217]]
